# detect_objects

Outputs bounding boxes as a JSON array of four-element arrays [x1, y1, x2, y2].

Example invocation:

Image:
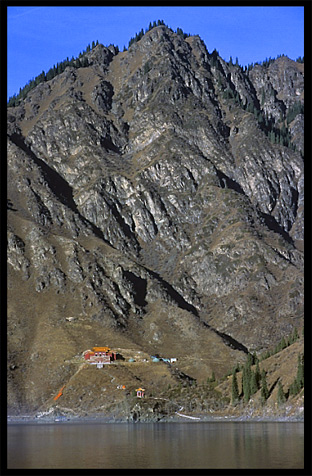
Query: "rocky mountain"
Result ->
[[7, 25, 304, 419]]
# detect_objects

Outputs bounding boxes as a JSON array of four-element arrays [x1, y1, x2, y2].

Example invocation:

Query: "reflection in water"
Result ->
[[7, 422, 304, 469]]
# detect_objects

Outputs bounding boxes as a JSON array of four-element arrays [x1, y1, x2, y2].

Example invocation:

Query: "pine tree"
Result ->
[[246, 102, 255, 114], [242, 360, 251, 403], [250, 371, 258, 396], [270, 130, 276, 144], [79, 56, 87, 67], [247, 353, 254, 366], [261, 89, 265, 106], [257, 112, 264, 125], [296, 354, 304, 388], [292, 327, 299, 343], [233, 362, 240, 373], [255, 361, 261, 388], [260, 370, 269, 405], [289, 354, 304, 397], [289, 379, 300, 396], [231, 368, 239, 405], [277, 381, 286, 405]]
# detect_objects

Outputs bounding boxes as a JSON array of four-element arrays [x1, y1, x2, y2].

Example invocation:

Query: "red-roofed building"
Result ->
[[83, 347, 117, 367]]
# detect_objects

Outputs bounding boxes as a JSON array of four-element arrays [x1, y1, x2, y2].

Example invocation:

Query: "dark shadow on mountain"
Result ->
[[123, 271, 148, 307], [100, 136, 120, 153], [110, 203, 136, 242], [145, 268, 200, 316], [201, 319, 249, 354], [260, 211, 294, 244], [216, 169, 245, 195], [214, 329, 249, 354], [9, 132, 113, 247]]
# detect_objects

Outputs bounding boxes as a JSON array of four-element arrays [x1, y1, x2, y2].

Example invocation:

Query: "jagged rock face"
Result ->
[[249, 56, 304, 110], [7, 26, 304, 413]]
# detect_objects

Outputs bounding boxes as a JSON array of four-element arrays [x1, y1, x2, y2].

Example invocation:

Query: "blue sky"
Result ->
[[7, 6, 304, 99]]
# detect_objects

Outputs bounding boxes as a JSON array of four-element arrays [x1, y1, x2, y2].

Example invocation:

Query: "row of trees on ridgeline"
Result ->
[[245, 54, 304, 72], [7, 40, 105, 107], [8, 19, 304, 156], [127, 19, 191, 48], [8, 20, 190, 107], [259, 327, 301, 360]]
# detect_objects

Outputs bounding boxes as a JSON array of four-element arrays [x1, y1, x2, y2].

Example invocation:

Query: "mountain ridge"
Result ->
[[7, 25, 304, 419]]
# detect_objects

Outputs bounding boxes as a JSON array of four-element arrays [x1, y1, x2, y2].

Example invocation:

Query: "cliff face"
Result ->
[[7, 26, 304, 416]]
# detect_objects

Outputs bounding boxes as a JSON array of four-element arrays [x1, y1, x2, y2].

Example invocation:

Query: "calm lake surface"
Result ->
[[7, 421, 304, 469]]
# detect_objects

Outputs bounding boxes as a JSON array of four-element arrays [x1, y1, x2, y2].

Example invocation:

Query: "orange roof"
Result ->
[[136, 388, 145, 392], [92, 346, 110, 352]]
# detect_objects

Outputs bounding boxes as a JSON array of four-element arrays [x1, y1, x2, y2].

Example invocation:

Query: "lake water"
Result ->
[[7, 421, 304, 469]]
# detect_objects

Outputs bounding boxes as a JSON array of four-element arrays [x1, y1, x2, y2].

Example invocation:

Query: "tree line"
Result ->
[[8, 20, 193, 107], [259, 327, 301, 360], [8, 16, 304, 157], [127, 19, 166, 48], [127, 19, 191, 49], [246, 54, 304, 72], [7, 40, 105, 107], [210, 48, 303, 152], [222, 82, 301, 150], [231, 328, 303, 406], [232, 352, 304, 406]]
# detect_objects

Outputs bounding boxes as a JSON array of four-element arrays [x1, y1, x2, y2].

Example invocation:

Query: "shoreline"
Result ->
[[7, 396, 304, 425], [7, 414, 304, 424]]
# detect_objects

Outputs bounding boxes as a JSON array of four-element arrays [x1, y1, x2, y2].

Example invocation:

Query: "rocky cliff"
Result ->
[[7, 25, 304, 418]]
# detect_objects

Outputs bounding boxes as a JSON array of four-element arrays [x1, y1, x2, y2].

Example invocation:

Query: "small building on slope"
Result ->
[[83, 347, 117, 368]]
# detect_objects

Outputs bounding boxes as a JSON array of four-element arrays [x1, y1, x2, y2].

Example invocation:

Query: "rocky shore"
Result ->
[[8, 391, 304, 424]]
